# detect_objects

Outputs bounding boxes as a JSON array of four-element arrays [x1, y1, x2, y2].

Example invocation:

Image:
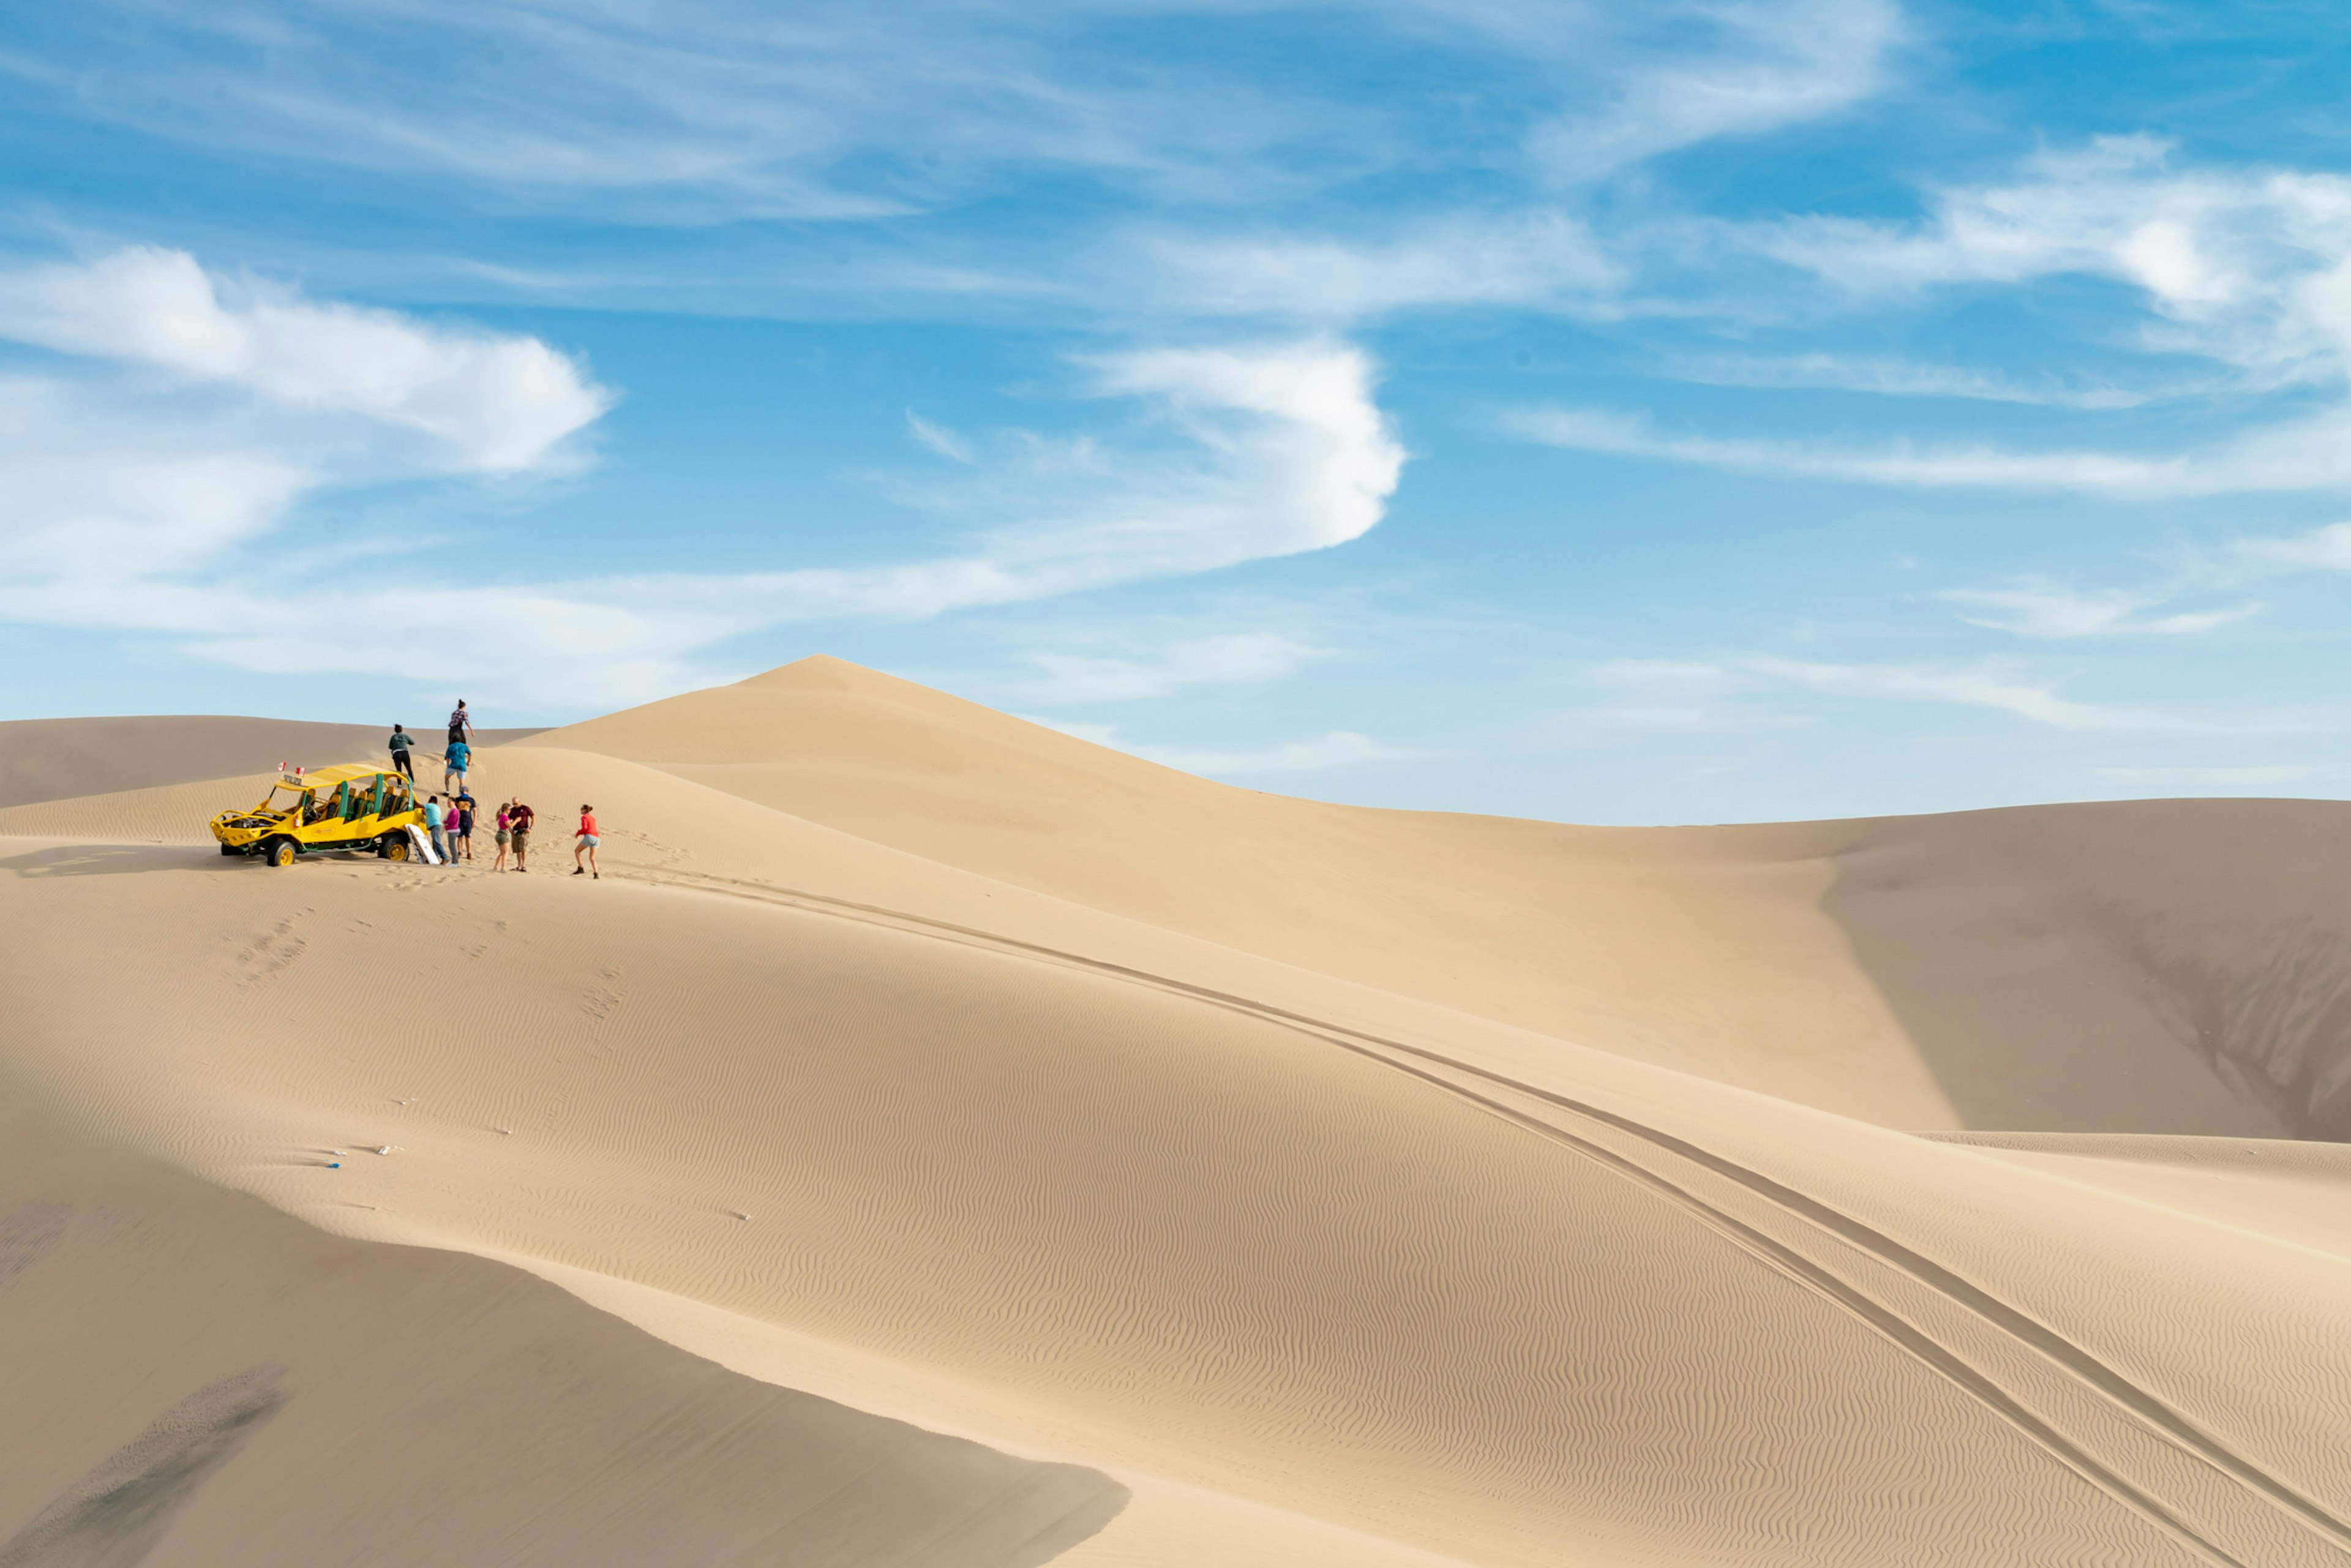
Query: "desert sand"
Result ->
[[2, 656, 2348, 1566]]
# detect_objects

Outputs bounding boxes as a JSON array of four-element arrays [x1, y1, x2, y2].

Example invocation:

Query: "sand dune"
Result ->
[[0, 1127, 1124, 1568], [0, 715, 543, 808], [4, 659, 2350, 1566], [530, 658, 2299, 1136]]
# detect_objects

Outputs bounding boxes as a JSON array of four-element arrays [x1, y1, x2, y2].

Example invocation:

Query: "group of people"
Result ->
[[388, 702, 602, 877]]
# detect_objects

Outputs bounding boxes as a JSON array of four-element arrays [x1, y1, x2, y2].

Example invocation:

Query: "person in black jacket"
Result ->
[[388, 724, 416, 781]]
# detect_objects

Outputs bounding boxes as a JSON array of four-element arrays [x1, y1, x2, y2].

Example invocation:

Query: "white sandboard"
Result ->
[[405, 823, 444, 865]]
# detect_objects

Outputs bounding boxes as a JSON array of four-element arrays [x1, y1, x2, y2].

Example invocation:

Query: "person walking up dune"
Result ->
[[508, 797, 534, 871], [388, 724, 416, 781], [448, 700, 475, 748], [573, 804, 600, 879], [444, 736, 471, 797]]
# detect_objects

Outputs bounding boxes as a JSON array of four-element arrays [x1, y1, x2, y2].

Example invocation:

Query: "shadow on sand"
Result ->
[[0, 844, 306, 879]]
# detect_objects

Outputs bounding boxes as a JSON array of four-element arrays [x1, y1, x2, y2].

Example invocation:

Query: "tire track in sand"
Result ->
[[633, 864, 2351, 1568]]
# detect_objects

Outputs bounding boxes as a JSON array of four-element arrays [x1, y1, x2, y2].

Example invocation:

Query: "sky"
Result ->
[[9, 1, 2351, 823]]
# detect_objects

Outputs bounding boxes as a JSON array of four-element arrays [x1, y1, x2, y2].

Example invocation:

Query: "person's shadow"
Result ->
[[2, 844, 256, 879]]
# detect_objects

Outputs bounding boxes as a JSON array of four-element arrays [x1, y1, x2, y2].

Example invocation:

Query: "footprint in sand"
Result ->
[[580, 965, 626, 1022], [234, 915, 309, 987]]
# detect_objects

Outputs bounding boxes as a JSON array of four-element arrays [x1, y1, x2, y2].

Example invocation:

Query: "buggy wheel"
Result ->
[[264, 837, 298, 868], [220, 842, 240, 857], [380, 835, 411, 863]]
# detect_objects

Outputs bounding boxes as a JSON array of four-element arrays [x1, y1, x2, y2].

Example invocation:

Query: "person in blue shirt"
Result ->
[[444, 738, 471, 797], [424, 795, 451, 866]]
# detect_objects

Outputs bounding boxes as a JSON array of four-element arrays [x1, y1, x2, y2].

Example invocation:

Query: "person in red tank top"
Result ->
[[573, 804, 600, 879]]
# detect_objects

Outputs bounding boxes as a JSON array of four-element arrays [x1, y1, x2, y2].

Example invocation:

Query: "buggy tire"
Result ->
[[264, 837, 298, 868], [380, 835, 411, 863], [220, 842, 239, 857]]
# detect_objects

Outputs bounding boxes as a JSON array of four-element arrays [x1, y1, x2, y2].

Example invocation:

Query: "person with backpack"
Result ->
[[388, 724, 416, 781]]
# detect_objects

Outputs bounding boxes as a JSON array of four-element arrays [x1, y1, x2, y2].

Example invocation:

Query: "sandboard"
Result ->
[[405, 823, 444, 865]]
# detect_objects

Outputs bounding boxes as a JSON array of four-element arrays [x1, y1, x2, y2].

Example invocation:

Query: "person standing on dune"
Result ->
[[388, 724, 416, 781], [492, 801, 513, 872], [508, 797, 534, 871], [424, 794, 450, 866], [448, 700, 475, 748], [573, 803, 600, 879]]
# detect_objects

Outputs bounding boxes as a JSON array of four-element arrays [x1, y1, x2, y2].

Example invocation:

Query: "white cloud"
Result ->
[[1754, 136, 2351, 395], [1136, 210, 1618, 321], [2240, 519, 2351, 571], [1562, 650, 2351, 742], [6, 2, 1334, 222], [1662, 352, 2197, 409], [1567, 653, 2160, 733], [1528, 0, 1902, 181], [0, 247, 610, 473], [608, 339, 1404, 628], [906, 411, 977, 463], [0, 250, 1404, 708], [1940, 582, 2260, 638], [1509, 402, 2351, 497], [1740, 654, 2150, 727], [1502, 138, 2351, 496]]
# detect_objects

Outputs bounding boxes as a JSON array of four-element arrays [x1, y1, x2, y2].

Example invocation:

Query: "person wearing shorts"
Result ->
[[573, 804, 600, 879], [508, 798, 534, 871], [454, 794, 476, 861], [492, 803, 513, 872], [444, 738, 471, 797]]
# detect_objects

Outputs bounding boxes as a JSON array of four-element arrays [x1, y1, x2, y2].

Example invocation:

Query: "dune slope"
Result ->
[[531, 657, 2300, 1136], [0, 1128, 1125, 1568]]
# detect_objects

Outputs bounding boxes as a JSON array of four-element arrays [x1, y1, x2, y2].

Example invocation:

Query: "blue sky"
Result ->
[[9, 1, 2351, 822]]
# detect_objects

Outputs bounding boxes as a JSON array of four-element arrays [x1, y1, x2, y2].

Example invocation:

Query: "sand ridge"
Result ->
[[3, 660, 2349, 1566]]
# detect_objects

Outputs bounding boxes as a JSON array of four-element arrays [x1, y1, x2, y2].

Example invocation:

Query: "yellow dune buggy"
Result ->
[[211, 764, 428, 866]]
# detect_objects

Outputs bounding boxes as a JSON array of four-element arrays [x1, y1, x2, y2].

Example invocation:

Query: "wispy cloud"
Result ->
[[993, 631, 1333, 706], [2239, 519, 2351, 571], [1509, 402, 2351, 497], [1565, 653, 2163, 734], [1134, 210, 1619, 323], [1502, 135, 2351, 495], [0, 249, 1406, 706], [1527, 0, 1902, 181], [906, 410, 977, 464], [1661, 352, 2198, 410], [1755, 136, 2351, 386], [1940, 581, 2260, 638], [1741, 654, 2157, 728]]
